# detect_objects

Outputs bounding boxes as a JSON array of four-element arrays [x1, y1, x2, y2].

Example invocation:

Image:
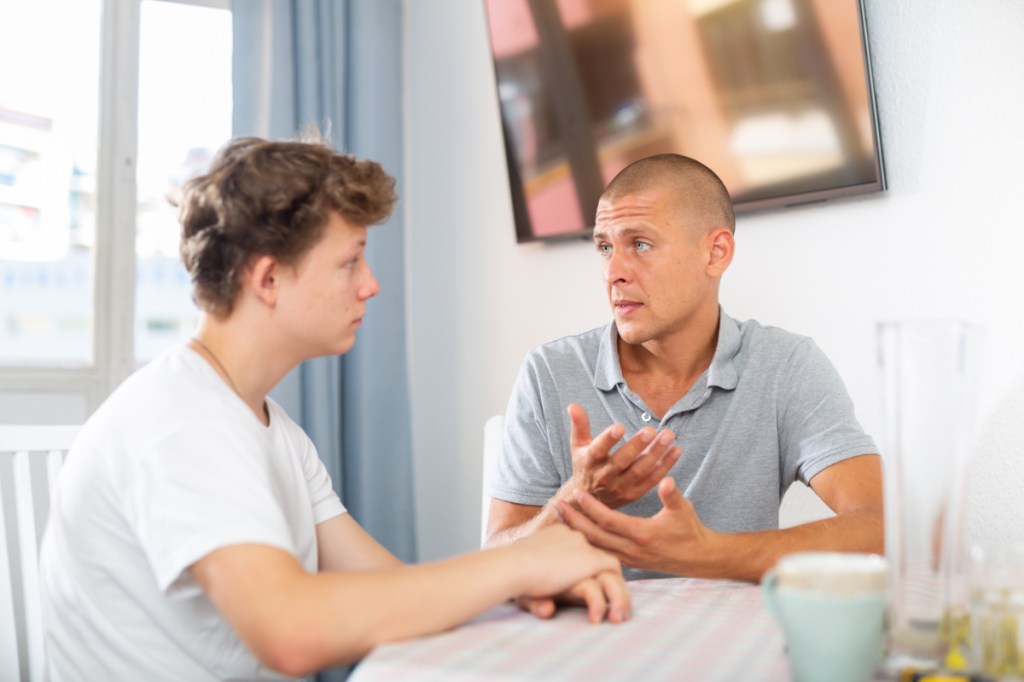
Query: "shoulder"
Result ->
[[265, 399, 316, 452], [117, 344, 214, 390], [507, 325, 611, 404], [732, 316, 816, 365], [514, 324, 610, 390], [524, 324, 609, 368], [81, 346, 264, 461], [93, 347, 201, 421]]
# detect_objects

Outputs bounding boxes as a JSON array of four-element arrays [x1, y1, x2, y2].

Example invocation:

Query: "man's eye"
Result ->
[[596, 243, 611, 254], [635, 241, 650, 252]]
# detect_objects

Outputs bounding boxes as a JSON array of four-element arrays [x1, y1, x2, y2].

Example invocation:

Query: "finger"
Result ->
[[627, 432, 679, 478], [641, 429, 677, 462], [516, 595, 556, 619], [657, 476, 688, 512], [556, 499, 632, 556], [574, 488, 643, 540], [598, 571, 632, 623], [567, 403, 594, 450], [586, 422, 626, 466], [577, 578, 610, 624], [606, 427, 657, 472]]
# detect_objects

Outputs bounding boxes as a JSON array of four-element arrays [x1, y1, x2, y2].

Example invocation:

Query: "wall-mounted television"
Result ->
[[483, 0, 886, 243]]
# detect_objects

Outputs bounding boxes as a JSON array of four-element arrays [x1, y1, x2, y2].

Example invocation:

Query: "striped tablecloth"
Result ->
[[349, 577, 792, 681]]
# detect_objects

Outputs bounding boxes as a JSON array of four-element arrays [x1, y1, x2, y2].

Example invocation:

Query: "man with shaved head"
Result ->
[[484, 154, 882, 585]]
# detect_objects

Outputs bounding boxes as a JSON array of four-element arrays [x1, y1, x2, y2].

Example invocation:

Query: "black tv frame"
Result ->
[[485, 0, 887, 244]]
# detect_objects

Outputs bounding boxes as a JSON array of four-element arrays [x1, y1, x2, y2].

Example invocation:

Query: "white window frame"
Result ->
[[0, 0, 229, 415]]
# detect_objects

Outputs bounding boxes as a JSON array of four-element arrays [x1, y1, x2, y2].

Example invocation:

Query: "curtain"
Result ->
[[232, 0, 414, 552], [231, 6, 415, 677]]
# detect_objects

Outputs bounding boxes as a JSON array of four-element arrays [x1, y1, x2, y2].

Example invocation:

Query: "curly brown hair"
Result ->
[[178, 135, 397, 317]]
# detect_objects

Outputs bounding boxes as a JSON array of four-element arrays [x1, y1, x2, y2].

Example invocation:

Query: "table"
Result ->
[[349, 578, 793, 681]]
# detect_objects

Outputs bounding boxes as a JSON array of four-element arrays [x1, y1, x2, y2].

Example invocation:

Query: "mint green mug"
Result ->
[[762, 552, 887, 682]]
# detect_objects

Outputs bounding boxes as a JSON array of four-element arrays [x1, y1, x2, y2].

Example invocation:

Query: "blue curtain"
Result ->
[[231, 4, 415, 672], [233, 3, 414, 678]]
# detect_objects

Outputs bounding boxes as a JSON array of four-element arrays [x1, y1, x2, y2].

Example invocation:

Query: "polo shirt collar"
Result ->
[[708, 307, 741, 391], [595, 323, 625, 392], [594, 307, 742, 392]]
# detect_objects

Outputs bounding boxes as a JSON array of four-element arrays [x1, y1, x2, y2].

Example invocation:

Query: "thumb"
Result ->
[[567, 403, 593, 449], [657, 477, 687, 512]]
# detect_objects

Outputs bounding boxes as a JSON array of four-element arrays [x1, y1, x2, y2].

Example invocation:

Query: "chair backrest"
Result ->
[[0, 425, 78, 682], [480, 415, 504, 546]]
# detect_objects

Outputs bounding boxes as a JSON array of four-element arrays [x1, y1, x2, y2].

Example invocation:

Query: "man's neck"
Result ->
[[617, 312, 720, 417], [192, 313, 296, 425]]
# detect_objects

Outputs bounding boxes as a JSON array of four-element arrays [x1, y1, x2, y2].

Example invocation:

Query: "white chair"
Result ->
[[0, 425, 78, 682], [481, 415, 504, 546]]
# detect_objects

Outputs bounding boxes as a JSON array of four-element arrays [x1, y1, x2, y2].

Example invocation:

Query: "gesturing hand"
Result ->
[[557, 477, 713, 576], [565, 403, 681, 509]]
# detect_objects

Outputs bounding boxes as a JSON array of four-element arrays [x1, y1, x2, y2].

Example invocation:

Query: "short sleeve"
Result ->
[[777, 340, 878, 486], [124, 422, 297, 596], [490, 353, 564, 506], [290, 423, 346, 524]]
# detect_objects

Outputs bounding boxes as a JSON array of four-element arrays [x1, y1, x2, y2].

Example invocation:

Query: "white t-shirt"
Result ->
[[39, 345, 346, 681]]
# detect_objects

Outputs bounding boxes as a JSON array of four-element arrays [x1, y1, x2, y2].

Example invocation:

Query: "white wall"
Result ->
[[406, 0, 1024, 561]]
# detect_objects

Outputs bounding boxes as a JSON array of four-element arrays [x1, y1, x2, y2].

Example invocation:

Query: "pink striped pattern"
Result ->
[[350, 578, 792, 681]]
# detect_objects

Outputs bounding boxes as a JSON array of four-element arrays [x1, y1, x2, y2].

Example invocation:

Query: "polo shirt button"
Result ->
[[641, 412, 652, 422]]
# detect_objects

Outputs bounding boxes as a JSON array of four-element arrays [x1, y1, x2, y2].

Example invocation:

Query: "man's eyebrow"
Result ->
[[592, 226, 651, 241]]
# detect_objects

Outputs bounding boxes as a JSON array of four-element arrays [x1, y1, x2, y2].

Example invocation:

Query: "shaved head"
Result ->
[[602, 154, 735, 234]]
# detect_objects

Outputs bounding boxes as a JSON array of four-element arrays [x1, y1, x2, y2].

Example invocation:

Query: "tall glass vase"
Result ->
[[877, 321, 983, 670]]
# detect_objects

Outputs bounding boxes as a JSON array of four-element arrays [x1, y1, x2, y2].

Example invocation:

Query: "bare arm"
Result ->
[[485, 497, 566, 547], [316, 513, 403, 572], [191, 525, 628, 677], [559, 454, 884, 583]]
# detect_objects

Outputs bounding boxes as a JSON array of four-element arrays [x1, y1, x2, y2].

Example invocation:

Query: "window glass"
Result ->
[[0, 0, 102, 366], [135, 0, 232, 362]]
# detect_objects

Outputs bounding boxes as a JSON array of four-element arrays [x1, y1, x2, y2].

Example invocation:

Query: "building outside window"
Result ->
[[0, 0, 232, 422]]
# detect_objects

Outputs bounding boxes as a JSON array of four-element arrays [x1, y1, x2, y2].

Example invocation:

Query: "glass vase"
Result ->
[[877, 320, 983, 671]]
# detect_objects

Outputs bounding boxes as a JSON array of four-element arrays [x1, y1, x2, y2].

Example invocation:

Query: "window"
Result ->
[[0, 0, 232, 420], [135, 0, 232, 362], [0, 0, 102, 367]]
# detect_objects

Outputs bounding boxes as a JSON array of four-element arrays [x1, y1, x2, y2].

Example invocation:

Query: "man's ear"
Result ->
[[707, 228, 734, 276], [244, 254, 282, 307]]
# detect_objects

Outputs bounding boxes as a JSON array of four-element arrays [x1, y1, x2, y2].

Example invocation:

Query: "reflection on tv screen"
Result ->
[[484, 0, 885, 242]]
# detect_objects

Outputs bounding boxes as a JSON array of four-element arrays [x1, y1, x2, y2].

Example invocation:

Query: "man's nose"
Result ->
[[361, 267, 381, 300], [604, 250, 630, 284]]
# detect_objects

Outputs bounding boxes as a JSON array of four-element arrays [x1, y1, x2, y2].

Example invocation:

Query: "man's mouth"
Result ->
[[613, 300, 642, 315]]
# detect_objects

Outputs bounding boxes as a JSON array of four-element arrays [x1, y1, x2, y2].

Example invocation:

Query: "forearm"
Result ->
[[247, 547, 537, 674], [682, 507, 885, 583], [485, 483, 577, 548], [486, 505, 559, 547], [317, 514, 404, 572]]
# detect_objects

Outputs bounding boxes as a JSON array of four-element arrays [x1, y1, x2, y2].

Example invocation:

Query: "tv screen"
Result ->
[[483, 0, 886, 243]]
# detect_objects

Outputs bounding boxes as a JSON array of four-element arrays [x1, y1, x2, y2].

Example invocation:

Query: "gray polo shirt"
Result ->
[[492, 309, 876, 577]]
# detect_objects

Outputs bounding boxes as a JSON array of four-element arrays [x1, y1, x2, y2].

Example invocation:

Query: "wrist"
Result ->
[[545, 479, 584, 521], [695, 531, 765, 582], [491, 542, 539, 598]]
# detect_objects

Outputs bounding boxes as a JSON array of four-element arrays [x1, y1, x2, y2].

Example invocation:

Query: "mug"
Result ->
[[762, 552, 887, 682]]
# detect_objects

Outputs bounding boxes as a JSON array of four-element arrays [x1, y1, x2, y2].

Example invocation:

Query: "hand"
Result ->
[[557, 477, 714, 576], [510, 525, 630, 623], [564, 403, 681, 509], [515, 571, 630, 624]]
